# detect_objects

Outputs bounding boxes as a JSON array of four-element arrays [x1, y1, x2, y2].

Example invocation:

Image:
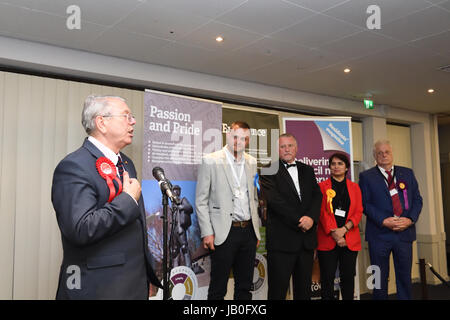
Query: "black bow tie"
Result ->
[[285, 163, 296, 169]]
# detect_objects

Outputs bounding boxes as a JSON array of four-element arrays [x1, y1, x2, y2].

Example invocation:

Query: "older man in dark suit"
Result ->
[[51, 95, 161, 299], [261, 133, 322, 300], [359, 139, 422, 300]]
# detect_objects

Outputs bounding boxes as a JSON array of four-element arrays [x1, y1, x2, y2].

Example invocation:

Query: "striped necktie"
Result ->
[[386, 169, 403, 217], [117, 156, 125, 181]]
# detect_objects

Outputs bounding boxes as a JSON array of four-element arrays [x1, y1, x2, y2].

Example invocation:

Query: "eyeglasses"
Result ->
[[376, 151, 391, 157], [102, 113, 135, 123]]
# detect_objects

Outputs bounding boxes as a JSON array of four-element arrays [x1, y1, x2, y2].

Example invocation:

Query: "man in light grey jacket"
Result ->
[[195, 121, 261, 300]]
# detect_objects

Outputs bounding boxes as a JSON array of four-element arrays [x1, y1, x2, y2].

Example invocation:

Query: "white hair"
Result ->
[[373, 139, 392, 157], [81, 95, 126, 134]]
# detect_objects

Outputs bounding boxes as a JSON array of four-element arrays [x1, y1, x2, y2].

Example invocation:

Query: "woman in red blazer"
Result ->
[[317, 153, 363, 300]]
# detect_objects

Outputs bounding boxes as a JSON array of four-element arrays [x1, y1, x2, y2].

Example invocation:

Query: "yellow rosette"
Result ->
[[326, 189, 336, 213]]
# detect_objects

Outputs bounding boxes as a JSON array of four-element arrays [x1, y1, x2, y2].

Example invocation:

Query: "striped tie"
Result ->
[[117, 156, 125, 181], [386, 169, 403, 217]]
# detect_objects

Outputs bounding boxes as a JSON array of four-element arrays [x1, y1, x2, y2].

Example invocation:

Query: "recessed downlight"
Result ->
[[344, 68, 351, 73], [428, 88, 435, 93], [216, 36, 224, 42]]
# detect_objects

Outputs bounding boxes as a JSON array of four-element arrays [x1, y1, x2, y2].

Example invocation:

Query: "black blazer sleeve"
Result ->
[[301, 164, 322, 225], [261, 163, 322, 231], [261, 173, 301, 231]]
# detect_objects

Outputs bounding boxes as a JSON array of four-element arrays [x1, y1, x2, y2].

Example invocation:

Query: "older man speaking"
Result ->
[[52, 95, 161, 299]]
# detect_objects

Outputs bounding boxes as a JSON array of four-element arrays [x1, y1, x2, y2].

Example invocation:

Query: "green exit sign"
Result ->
[[364, 99, 374, 109]]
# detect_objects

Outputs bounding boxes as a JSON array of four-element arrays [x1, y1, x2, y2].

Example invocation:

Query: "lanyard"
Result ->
[[225, 149, 245, 188], [377, 166, 396, 186]]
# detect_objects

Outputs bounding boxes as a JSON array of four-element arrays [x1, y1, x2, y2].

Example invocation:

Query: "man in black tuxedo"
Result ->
[[52, 95, 161, 299], [261, 133, 322, 300]]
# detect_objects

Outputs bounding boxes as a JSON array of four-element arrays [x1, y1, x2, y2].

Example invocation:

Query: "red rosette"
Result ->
[[96, 157, 123, 202]]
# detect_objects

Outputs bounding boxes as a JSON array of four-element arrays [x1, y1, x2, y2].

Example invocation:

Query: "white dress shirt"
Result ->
[[88, 136, 121, 177], [378, 165, 396, 186], [285, 160, 302, 201], [224, 146, 251, 222], [88, 136, 137, 205]]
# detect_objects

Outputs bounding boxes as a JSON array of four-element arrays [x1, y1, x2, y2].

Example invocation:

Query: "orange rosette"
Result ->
[[326, 189, 336, 214]]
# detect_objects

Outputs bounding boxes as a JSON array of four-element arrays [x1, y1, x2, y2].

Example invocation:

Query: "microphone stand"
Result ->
[[161, 191, 170, 300], [169, 202, 178, 270], [153, 170, 180, 300]]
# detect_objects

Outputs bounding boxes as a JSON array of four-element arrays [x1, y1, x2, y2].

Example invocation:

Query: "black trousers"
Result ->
[[317, 246, 358, 300], [267, 247, 314, 300], [208, 225, 257, 300]]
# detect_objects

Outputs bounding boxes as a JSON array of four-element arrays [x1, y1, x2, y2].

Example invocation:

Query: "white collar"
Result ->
[[224, 145, 245, 164], [88, 136, 120, 166], [285, 160, 297, 165], [378, 165, 394, 177]]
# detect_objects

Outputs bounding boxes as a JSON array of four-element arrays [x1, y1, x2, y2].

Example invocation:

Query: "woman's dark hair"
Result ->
[[328, 153, 350, 173]]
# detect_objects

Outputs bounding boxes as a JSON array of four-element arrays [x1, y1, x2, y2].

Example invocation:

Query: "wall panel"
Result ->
[[13, 74, 42, 299], [387, 124, 412, 168], [0, 72, 19, 299]]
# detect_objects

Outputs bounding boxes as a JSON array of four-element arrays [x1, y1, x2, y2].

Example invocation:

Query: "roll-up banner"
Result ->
[[143, 90, 222, 300], [282, 117, 360, 300]]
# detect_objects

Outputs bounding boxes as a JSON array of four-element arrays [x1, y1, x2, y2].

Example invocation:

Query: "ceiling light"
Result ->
[[344, 68, 351, 73], [428, 89, 435, 93], [215, 36, 224, 42]]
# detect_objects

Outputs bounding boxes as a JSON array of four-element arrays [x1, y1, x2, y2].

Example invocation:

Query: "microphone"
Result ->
[[152, 167, 180, 204]]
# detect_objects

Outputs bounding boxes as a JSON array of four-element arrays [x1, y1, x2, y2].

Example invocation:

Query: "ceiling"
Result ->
[[0, 0, 449, 116]]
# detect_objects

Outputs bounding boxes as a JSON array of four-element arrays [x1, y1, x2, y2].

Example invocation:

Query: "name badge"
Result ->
[[390, 188, 398, 196], [234, 188, 246, 199], [335, 209, 346, 217]]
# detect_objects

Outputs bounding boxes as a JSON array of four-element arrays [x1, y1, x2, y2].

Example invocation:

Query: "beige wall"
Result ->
[[387, 124, 412, 168]]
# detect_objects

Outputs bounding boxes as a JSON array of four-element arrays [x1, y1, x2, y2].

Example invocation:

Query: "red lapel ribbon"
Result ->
[[96, 157, 122, 202]]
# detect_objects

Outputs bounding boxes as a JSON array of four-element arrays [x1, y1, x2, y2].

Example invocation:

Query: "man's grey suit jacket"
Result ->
[[195, 147, 261, 246]]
